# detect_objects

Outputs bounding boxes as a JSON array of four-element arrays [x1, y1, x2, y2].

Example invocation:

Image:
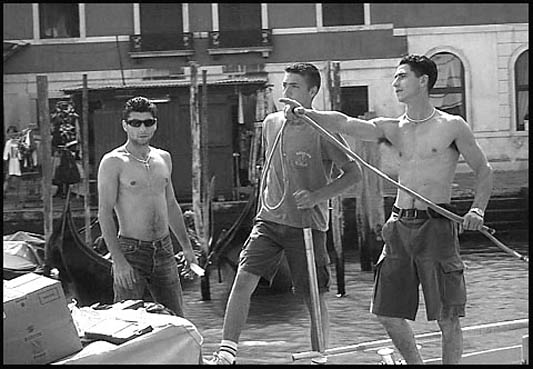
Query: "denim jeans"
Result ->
[[114, 234, 184, 317]]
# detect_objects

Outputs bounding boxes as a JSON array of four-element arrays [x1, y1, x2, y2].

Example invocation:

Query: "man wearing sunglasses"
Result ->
[[97, 96, 198, 317]]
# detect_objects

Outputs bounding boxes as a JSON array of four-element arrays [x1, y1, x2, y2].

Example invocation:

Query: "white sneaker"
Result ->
[[203, 352, 235, 365]]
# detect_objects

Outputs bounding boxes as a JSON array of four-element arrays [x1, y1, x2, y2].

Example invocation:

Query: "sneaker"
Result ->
[[203, 352, 235, 365]]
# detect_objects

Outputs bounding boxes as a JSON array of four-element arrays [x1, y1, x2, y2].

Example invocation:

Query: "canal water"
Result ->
[[179, 232, 529, 365]]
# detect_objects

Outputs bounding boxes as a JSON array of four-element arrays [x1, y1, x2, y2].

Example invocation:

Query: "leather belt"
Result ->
[[392, 205, 429, 219], [119, 234, 171, 248]]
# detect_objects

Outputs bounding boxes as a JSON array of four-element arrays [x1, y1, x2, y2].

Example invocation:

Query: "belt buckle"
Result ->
[[405, 208, 420, 219]]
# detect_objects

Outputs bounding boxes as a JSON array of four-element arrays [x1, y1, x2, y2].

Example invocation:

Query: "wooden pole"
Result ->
[[82, 74, 91, 247], [201, 69, 210, 235], [200, 68, 211, 300], [190, 62, 203, 251], [328, 61, 345, 295], [250, 90, 264, 186], [37, 76, 53, 273]]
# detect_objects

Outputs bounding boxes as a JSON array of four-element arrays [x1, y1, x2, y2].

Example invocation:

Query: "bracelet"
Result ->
[[469, 207, 485, 218]]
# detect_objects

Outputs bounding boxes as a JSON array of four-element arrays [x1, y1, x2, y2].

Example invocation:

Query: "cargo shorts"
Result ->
[[239, 220, 331, 295], [371, 213, 466, 321]]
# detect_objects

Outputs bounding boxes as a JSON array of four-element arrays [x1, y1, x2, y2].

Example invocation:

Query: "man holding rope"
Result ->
[[204, 63, 362, 365], [281, 54, 494, 364]]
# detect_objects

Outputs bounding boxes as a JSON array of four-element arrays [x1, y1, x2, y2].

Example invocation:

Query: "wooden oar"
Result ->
[[297, 112, 528, 264]]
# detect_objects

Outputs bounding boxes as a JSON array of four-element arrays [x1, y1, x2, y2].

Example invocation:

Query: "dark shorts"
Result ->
[[114, 234, 184, 317], [370, 213, 466, 321], [239, 220, 331, 295]]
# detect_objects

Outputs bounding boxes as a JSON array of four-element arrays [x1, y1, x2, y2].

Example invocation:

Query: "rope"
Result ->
[[260, 119, 290, 211]]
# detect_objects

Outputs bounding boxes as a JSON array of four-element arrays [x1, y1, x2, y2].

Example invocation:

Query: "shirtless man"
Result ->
[[98, 96, 198, 317], [281, 54, 493, 364]]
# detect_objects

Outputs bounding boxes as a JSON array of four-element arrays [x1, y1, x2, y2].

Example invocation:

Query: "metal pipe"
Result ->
[[292, 318, 528, 360], [302, 210, 326, 362], [297, 112, 528, 264]]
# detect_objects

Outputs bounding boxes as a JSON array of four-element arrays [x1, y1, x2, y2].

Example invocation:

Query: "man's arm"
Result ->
[[97, 154, 137, 289], [294, 160, 362, 209], [163, 152, 199, 266], [316, 160, 361, 202], [453, 118, 494, 230], [279, 97, 391, 142]]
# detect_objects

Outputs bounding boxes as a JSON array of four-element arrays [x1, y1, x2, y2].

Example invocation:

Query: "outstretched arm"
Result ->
[[279, 97, 389, 142]]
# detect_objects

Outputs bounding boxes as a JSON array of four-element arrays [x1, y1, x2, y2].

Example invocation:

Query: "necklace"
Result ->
[[405, 107, 437, 123], [124, 145, 151, 169]]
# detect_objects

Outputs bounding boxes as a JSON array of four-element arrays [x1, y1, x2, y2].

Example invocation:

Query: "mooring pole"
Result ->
[[82, 74, 91, 247], [37, 75, 53, 274], [200, 68, 211, 300], [327, 60, 346, 296], [190, 61, 203, 251]]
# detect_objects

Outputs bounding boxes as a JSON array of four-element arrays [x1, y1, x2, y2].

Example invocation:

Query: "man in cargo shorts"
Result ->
[[98, 96, 198, 317], [281, 54, 494, 364], [205, 62, 362, 364]]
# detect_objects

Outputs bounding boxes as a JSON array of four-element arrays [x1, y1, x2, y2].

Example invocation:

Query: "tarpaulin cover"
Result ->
[[53, 308, 204, 364], [3, 232, 45, 276]]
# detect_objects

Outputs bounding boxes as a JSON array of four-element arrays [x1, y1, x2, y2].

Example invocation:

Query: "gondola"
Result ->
[[48, 191, 114, 306]]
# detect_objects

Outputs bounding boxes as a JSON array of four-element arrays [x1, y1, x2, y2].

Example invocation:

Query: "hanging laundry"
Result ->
[[3, 137, 22, 176]]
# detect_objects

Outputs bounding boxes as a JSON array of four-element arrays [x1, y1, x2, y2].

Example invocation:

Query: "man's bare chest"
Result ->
[[395, 121, 457, 161], [119, 162, 169, 193]]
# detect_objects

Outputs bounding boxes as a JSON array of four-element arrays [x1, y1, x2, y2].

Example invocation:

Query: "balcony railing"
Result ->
[[129, 32, 194, 58], [208, 29, 272, 57]]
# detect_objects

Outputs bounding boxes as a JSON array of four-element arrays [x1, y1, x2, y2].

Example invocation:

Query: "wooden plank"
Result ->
[[37, 75, 53, 270], [82, 74, 91, 246]]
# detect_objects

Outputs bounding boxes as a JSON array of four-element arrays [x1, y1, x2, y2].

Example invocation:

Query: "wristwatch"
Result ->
[[469, 207, 485, 218]]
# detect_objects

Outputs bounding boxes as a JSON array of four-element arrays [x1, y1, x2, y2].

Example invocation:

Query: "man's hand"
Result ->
[[279, 98, 305, 120], [293, 189, 318, 209], [461, 209, 485, 231], [112, 257, 136, 290], [182, 247, 199, 266]]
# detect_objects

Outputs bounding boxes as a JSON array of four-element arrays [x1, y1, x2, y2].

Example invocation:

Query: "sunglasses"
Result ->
[[125, 118, 157, 128]]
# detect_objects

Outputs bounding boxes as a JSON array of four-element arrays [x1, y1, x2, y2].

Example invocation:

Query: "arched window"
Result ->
[[429, 53, 466, 119], [515, 50, 528, 131]]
